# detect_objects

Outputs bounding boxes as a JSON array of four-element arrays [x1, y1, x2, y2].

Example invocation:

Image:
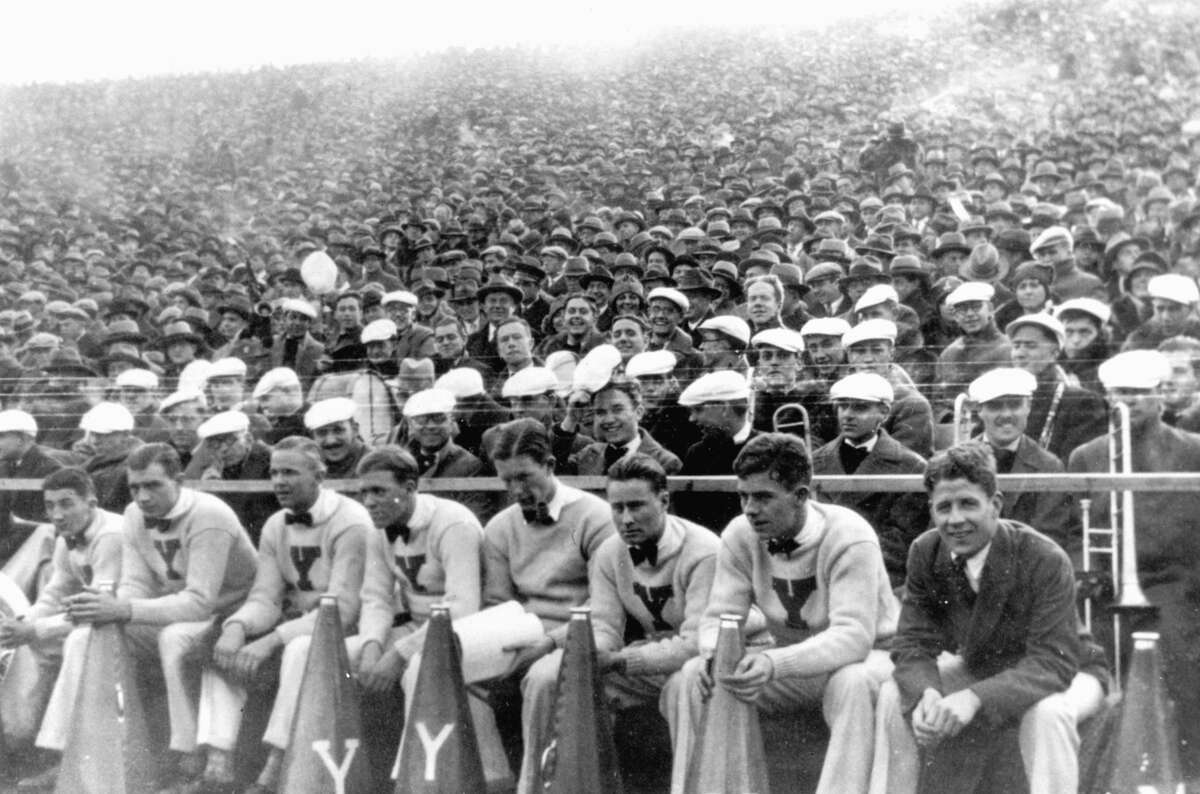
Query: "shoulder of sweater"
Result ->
[[811, 501, 880, 548], [330, 492, 373, 525], [425, 494, 484, 531]]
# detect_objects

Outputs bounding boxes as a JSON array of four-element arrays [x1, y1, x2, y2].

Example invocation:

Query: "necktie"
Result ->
[[385, 521, 411, 545], [838, 440, 871, 474], [992, 446, 1016, 474], [952, 554, 977, 608], [286, 510, 314, 527], [628, 541, 658, 567], [766, 537, 800, 557], [603, 444, 626, 471], [145, 517, 172, 533], [62, 533, 84, 551], [415, 450, 438, 473], [522, 503, 554, 526]]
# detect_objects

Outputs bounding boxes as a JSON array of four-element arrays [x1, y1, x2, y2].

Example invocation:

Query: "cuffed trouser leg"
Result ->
[[261, 635, 314, 750], [34, 626, 90, 751], [1018, 673, 1104, 794], [662, 656, 705, 794], [195, 669, 248, 752], [869, 677, 919, 794]]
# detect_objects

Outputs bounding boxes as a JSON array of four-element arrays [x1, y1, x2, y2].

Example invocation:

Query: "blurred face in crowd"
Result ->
[[335, 297, 361, 330], [204, 429, 252, 469], [0, 430, 30, 460], [386, 301, 413, 331], [1152, 298, 1192, 335], [508, 393, 556, 425], [611, 317, 647, 362], [804, 334, 844, 379], [283, 310, 311, 339], [207, 375, 245, 410], [408, 411, 453, 452], [754, 344, 799, 391], [166, 340, 199, 365], [608, 477, 668, 547], [162, 399, 206, 452], [1009, 325, 1058, 377], [563, 297, 595, 339], [745, 282, 780, 325], [128, 462, 182, 519], [119, 386, 154, 415], [612, 290, 643, 316], [515, 272, 541, 303], [1162, 351, 1200, 411], [648, 298, 683, 338], [484, 292, 516, 326], [836, 398, 888, 443], [591, 387, 641, 446], [217, 311, 247, 340], [1015, 278, 1048, 312], [311, 419, 358, 464], [365, 339, 396, 365], [1062, 315, 1100, 358], [698, 332, 739, 370], [495, 454, 557, 511], [497, 321, 533, 368], [846, 340, 893, 377], [434, 321, 466, 360], [950, 299, 993, 335], [634, 373, 675, 406], [44, 486, 95, 538], [270, 448, 323, 511], [977, 395, 1030, 447], [807, 273, 841, 306], [417, 290, 441, 317], [1034, 241, 1072, 268], [1107, 387, 1163, 431]]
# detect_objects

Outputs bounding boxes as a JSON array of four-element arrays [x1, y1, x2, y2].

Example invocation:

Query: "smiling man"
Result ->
[[553, 377, 681, 476], [536, 294, 605, 358], [668, 433, 898, 794], [303, 397, 367, 479]]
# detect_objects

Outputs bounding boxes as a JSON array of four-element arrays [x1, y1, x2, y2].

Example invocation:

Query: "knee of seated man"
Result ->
[[522, 649, 563, 692], [826, 659, 881, 699], [1023, 692, 1075, 729]]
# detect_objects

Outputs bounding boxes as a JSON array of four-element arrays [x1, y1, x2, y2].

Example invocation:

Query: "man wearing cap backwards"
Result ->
[[1031, 226, 1106, 302], [842, 319, 935, 458], [935, 282, 1012, 418], [553, 377, 682, 477], [252, 367, 309, 445], [0, 469, 122, 763], [26, 443, 257, 792], [77, 402, 145, 514], [872, 442, 1097, 794], [811, 373, 928, 590], [669, 432, 898, 794], [269, 298, 325, 391], [304, 397, 368, 480], [1068, 350, 1200, 775], [520, 454, 718, 794], [184, 410, 275, 546], [1007, 313, 1108, 463], [473, 419, 615, 783], [188, 436, 370, 793], [1121, 273, 1200, 351], [0, 409, 65, 560], [627, 350, 701, 462], [966, 368, 1076, 550]]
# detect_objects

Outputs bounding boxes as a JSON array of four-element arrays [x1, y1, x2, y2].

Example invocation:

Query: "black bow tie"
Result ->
[[839, 439, 871, 474], [992, 446, 1016, 474], [522, 503, 554, 526], [603, 444, 627, 471], [628, 541, 658, 567], [385, 521, 411, 545], [145, 517, 173, 533], [286, 510, 314, 527], [766, 537, 800, 557], [62, 533, 85, 551]]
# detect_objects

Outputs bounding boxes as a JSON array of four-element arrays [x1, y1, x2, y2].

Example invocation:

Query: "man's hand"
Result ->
[[212, 623, 247, 670], [503, 636, 555, 676], [561, 390, 591, 433], [200, 464, 224, 481], [695, 658, 715, 701], [719, 652, 774, 703], [594, 649, 626, 674], [926, 688, 981, 738], [65, 588, 131, 624], [0, 618, 35, 649], [911, 688, 944, 748], [359, 646, 406, 694], [232, 632, 283, 682]]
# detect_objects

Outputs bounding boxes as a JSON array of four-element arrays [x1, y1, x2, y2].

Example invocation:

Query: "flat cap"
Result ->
[[678, 370, 751, 406], [1147, 274, 1200, 305], [968, 368, 1037, 403], [625, 350, 677, 378], [197, 410, 250, 440], [1055, 298, 1111, 325], [830, 372, 894, 404], [434, 368, 486, 398], [843, 319, 897, 347], [207, 357, 247, 380], [279, 298, 317, 319], [80, 402, 134, 434], [501, 366, 560, 398], [304, 397, 358, 429], [381, 290, 418, 307], [698, 315, 751, 347], [361, 318, 398, 343], [159, 388, 207, 413], [945, 281, 995, 306], [855, 284, 900, 312], [750, 327, 805, 352], [800, 317, 852, 338], [0, 409, 37, 436], [252, 367, 301, 399], [1006, 312, 1066, 348], [115, 368, 159, 390], [1099, 350, 1171, 391], [647, 287, 689, 313], [1030, 225, 1074, 253], [402, 388, 456, 418]]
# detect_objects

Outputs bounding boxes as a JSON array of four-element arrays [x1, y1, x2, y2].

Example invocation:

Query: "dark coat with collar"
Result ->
[[0, 444, 65, 561], [677, 426, 761, 530], [270, 332, 325, 391], [561, 428, 682, 476], [811, 430, 928, 588], [465, 324, 501, 373], [183, 440, 275, 545], [85, 438, 145, 515], [997, 436, 1076, 554], [884, 381, 934, 459], [1027, 369, 1107, 463]]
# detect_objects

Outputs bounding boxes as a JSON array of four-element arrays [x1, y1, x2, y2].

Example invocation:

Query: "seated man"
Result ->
[[251, 368, 308, 445], [0, 409, 65, 561], [678, 370, 759, 475], [517, 455, 718, 794], [553, 376, 681, 476], [842, 319, 934, 458], [0, 469, 122, 757], [187, 436, 370, 793], [23, 444, 258, 790], [871, 443, 1103, 794], [627, 350, 700, 461], [402, 388, 482, 478], [184, 410, 276, 546], [668, 433, 899, 794], [304, 397, 368, 479]]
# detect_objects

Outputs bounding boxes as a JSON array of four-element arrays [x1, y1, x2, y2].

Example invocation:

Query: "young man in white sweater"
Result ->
[[516, 453, 719, 794], [666, 432, 900, 794], [188, 436, 371, 793], [27, 444, 258, 791]]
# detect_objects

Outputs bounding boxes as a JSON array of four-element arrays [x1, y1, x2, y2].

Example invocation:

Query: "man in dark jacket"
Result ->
[[183, 410, 274, 545], [0, 410, 65, 560], [77, 402, 144, 514]]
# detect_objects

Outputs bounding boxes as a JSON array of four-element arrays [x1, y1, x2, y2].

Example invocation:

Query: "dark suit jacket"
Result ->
[[561, 428, 682, 476], [999, 436, 1076, 554], [270, 333, 325, 391], [884, 380, 934, 459], [893, 521, 1079, 726], [1027, 372, 1107, 463], [465, 325, 501, 373], [812, 430, 928, 587], [415, 441, 483, 479], [0, 444, 65, 560], [183, 440, 275, 545]]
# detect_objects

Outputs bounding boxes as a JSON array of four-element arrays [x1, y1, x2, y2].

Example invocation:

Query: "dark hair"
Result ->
[[923, 442, 997, 497], [495, 316, 533, 338], [126, 443, 183, 478], [433, 316, 467, 336], [43, 466, 96, 498], [593, 376, 642, 408], [272, 435, 327, 474], [335, 292, 362, 308], [607, 453, 668, 493], [732, 432, 811, 491], [356, 444, 420, 484], [487, 417, 553, 464]]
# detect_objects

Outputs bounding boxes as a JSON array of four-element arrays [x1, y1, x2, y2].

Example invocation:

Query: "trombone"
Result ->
[[1080, 401, 1153, 692], [952, 392, 970, 445], [773, 402, 812, 452]]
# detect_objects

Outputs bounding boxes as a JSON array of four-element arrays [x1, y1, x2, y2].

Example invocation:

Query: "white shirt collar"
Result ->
[[954, 542, 992, 592], [544, 477, 583, 522], [845, 432, 879, 452]]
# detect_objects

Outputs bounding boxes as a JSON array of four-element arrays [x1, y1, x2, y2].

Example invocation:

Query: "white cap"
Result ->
[[800, 317, 852, 338], [252, 367, 301, 399], [1030, 225, 1074, 253], [403, 387, 456, 418], [434, 368, 485, 398], [501, 367, 559, 398], [843, 318, 898, 347], [361, 318, 398, 343], [750, 327, 805, 353], [159, 388, 207, 413], [855, 284, 900, 312], [698, 315, 751, 347], [197, 410, 250, 439], [544, 351, 579, 396], [279, 297, 318, 319], [1147, 274, 1200, 305], [679, 370, 751, 406], [177, 359, 214, 394], [115, 368, 159, 390], [647, 287, 689, 313], [381, 290, 419, 307], [1006, 312, 1066, 348], [626, 350, 677, 378], [0, 409, 37, 436], [80, 402, 135, 434], [1099, 350, 1172, 391], [207, 357, 247, 380], [946, 281, 996, 306], [830, 372, 894, 404], [968, 368, 1037, 403], [304, 397, 358, 429], [813, 209, 846, 224], [1056, 298, 1112, 326]]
